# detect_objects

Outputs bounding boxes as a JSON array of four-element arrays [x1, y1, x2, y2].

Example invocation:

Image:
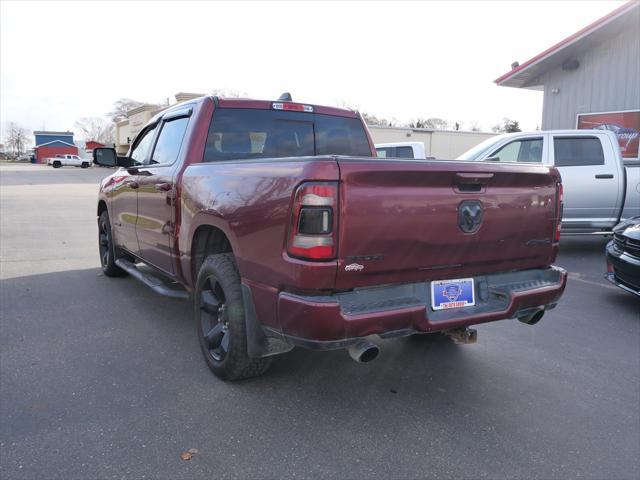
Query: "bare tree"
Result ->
[[6, 123, 31, 156], [108, 98, 144, 122], [492, 118, 521, 133], [424, 118, 449, 130], [408, 118, 429, 129], [361, 112, 393, 127], [505, 120, 521, 133], [211, 88, 247, 98], [74, 117, 115, 145], [409, 118, 449, 130], [468, 120, 481, 132]]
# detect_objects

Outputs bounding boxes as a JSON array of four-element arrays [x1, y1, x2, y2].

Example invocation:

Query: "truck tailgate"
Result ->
[[335, 158, 560, 289]]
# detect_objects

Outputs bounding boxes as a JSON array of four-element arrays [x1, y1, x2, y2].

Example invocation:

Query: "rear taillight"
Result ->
[[287, 182, 338, 260], [554, 183, 563, 242]]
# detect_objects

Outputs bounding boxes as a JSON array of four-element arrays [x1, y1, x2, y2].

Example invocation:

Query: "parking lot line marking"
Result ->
[[568, 273, 617, 290]]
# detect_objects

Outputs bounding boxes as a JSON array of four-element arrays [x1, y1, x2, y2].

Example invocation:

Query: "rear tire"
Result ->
[[81, 162, 89, 168], [98, 210, 127, 277], [195, 253, 272, 381]]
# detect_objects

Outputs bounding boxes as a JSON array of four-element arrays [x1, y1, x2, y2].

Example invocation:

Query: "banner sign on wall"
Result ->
[[577, 110, 640, 159]]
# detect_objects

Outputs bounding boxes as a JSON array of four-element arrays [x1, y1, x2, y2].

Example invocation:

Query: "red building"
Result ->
[[84, 140, 105, 155], [85, 140, 105, 150], [33, 131, 79, 163]]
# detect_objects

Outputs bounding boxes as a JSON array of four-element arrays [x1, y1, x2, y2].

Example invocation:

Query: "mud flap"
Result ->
[[241, 284, 293, 358]]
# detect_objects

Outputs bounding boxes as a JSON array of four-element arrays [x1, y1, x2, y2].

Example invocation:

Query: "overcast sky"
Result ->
[[0, 0, 628, 140]]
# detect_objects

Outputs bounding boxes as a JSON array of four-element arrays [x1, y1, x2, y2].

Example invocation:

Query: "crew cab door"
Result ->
[[134, 110, 191, 276], [109, 124, 159, 255], [550, 134, 621, 230]]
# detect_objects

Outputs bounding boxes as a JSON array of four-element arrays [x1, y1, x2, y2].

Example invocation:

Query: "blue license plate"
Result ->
[[431, 277, 475, 311]]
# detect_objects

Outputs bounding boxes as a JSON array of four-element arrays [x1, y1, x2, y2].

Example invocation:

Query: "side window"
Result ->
[[553, 137, 605, 167], [395, 146, 414, 158], [490, 138, 543, 163], [149, 117, 190, 166], [130, 126, 157, 165], [376, 148, 390, 158]]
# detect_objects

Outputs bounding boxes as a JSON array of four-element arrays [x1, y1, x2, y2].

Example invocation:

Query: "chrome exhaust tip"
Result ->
[[518, 309, 545, 325], [347, 340, 379, 363]]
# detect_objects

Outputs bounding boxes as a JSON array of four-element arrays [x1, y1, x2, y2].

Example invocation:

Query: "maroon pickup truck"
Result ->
[[94, 94, 567, 381]]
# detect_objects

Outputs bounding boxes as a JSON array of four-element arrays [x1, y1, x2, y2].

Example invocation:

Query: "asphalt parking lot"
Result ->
[[1, 163, 639, 480]]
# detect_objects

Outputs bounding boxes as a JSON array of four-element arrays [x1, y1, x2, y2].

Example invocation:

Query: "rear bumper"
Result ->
[[605, 241, 640, 296], [272, 266, 567, 349]]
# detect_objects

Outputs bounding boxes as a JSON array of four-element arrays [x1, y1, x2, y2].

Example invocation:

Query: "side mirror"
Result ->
[[93, 148, 118, 167], [93, 148, 135, 168]]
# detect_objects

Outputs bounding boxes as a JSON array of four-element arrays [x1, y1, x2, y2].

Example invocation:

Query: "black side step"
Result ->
[[115, 259, 189, 301]]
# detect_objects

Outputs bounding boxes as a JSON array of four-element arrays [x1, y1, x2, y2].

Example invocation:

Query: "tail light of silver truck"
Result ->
[[287, 182, 338, 260]]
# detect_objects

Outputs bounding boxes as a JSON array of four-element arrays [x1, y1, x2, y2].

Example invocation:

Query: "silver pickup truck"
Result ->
[[458, 130, 640, 234]]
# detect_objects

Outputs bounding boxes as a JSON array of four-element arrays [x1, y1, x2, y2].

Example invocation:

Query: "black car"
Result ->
[[606, 216, 640, 297]]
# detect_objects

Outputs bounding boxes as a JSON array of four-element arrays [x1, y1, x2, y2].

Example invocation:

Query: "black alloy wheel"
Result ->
[[199, 275, 231, 361], [98, 215, 110, 267], [98, 210, 126, 277], [194, 253, 272, 380]]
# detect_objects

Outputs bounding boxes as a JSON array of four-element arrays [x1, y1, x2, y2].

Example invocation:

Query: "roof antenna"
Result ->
[[277, 92, 292, 101]]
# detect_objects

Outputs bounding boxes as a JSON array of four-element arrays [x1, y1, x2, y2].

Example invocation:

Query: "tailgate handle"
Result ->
[[457, 183, 483, 193], [454, 173, 493, 193]]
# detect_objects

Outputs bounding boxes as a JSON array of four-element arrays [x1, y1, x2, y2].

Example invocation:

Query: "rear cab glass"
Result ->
[[203, 108, 371, 161], [376, 146, 414, 158]]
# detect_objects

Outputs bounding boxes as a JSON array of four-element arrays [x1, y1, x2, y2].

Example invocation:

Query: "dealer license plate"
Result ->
[[430, 277, 475, 311]]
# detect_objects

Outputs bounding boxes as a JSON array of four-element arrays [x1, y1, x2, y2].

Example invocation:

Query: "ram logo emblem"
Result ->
[[458, 200, 483, 233]]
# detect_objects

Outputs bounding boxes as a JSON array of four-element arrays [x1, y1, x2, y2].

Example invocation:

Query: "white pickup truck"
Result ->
[[375, 142, 430, 159], [457, 130, 640, 234], [46, 154, 90, 169]]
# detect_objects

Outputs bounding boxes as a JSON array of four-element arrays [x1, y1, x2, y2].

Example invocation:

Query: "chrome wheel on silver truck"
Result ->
[[195, 253, 271, 380]]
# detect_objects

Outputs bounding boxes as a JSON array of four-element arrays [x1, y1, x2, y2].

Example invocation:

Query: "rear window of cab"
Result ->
[[203, 108, 371, 161]]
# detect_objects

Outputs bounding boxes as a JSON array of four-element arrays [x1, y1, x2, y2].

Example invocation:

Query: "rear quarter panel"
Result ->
[[179, 157, 340, 328]]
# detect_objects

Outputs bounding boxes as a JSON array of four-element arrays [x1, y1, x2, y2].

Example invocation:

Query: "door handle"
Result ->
[[595, 174, 614, 179], [127, 181, 139, 189], [155, 183, 173, 192]]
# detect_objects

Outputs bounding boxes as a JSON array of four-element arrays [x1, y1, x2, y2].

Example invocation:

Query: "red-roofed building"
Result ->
[[495, 1, 639, 158], [84, 141, 105, 153]]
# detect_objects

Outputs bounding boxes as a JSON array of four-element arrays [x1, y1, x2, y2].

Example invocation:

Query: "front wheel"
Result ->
[[52, 161, 61, 168], [195, 253, 272, 381], [98, 210, 127, 277]]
